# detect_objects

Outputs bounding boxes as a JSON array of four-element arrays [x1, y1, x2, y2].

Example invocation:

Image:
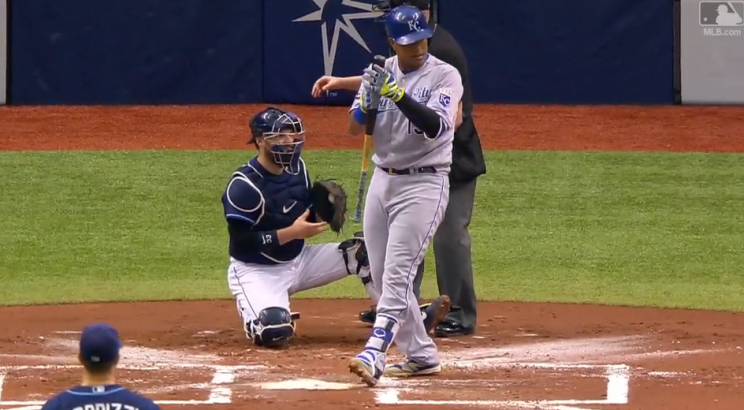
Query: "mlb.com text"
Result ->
[[703, 27, 743, 35]]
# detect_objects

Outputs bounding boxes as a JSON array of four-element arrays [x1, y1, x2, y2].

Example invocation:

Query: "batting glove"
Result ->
[[363, 64, 405, 102], [358, 86, 380, 113]]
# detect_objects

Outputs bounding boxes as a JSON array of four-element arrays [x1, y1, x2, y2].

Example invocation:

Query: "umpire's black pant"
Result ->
[[412, 177, 478, 329]]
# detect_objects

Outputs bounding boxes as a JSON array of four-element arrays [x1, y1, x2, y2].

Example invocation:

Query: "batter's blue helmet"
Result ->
[[384, 5, 433, 45]]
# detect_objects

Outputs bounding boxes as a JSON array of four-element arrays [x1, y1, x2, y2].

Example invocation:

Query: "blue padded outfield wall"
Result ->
[[5, 0, 675, 106], [438, 0, 674, 104], [9, 0, 264, 105]]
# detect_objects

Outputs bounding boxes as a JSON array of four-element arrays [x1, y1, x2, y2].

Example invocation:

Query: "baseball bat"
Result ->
[[353, 55, 387, 223], [728, 2, 742, 20]]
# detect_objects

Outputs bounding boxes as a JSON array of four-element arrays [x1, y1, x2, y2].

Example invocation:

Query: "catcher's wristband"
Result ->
[[229, 227, 280, 251]]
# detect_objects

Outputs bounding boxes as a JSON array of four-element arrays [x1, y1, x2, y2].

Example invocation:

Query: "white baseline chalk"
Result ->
[[605, 364, 630, 404], [207, 366, 236, 404], [0, 371, 5, 402], [0, 364, 262, 371], [375, 362, 632, 407]]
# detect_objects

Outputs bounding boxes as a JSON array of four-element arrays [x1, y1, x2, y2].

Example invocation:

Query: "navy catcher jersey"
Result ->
[[221, 157, 313, 265], [40, 384, 159, 410]]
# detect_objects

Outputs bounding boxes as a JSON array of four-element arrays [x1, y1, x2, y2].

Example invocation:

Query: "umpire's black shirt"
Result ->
[[428, 25, 486, 186]]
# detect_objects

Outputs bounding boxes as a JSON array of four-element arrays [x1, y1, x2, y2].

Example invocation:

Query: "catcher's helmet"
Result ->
[[248, 107, 305, 175], [384, 5, 433, 45]]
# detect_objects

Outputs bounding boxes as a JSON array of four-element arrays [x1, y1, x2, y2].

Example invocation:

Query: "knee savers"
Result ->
[[338, 231, 370, 281], [249, 307, 296, 347]]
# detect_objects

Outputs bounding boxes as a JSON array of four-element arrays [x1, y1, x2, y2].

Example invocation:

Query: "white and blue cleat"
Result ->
[[349, 349, 386, 387]]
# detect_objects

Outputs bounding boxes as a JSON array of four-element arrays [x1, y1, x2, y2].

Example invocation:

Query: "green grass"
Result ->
[[1, 150, 743, 310]]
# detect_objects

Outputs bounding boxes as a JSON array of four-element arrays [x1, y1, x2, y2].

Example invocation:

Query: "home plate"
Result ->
[[255, 378, 356, 390]]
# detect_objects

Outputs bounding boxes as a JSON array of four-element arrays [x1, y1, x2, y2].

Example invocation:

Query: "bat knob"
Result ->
[[373, 55, 387, 67]]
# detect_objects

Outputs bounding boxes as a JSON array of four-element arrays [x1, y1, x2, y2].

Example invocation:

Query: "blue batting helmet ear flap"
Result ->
[[384, 5, 433, 45]]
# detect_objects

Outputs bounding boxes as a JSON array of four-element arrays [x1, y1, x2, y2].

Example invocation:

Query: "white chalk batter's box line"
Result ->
[[1, 362, 632, 409], [0, 364, 263, 371], [375, 363, 631, 408], [0, 364, 261, 408]]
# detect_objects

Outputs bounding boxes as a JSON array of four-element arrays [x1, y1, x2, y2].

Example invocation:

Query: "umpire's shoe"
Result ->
[[434, 318, 476, 338], [359, 305, 377, 324], [359, 295, 451, 334], [421, 295, 451, 332]]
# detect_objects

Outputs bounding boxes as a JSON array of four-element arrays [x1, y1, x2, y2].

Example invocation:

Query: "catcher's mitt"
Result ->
[[311, 179, 348, 233]]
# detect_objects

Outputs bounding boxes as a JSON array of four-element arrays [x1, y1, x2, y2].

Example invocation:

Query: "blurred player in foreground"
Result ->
[[39, 323, 160, 410]]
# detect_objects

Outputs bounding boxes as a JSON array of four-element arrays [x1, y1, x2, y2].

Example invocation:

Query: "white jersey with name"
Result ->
[[351, 54, 463, 171]]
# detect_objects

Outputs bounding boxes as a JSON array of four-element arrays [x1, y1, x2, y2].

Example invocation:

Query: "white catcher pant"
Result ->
[[227, 243, 368, 325]]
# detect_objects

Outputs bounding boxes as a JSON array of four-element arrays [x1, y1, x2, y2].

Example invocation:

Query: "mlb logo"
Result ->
[[699, 1, 744, 26]]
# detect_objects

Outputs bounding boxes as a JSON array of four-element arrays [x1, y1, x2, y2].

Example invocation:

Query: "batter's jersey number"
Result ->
[[262, 234, 273, 245]]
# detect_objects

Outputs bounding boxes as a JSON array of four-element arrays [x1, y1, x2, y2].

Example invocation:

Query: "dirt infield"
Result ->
[[1, 104, 744, 410], [1, 104, 744, 152]]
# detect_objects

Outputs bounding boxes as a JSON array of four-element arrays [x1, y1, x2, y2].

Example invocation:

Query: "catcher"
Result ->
[[222, 106, 449, 348]]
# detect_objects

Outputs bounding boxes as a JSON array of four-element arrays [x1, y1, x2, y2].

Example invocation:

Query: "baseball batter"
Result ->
[[346, 6, 463, 386]]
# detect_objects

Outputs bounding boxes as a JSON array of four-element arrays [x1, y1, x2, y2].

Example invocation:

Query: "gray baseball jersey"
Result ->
[[350, 55, 464, 171]]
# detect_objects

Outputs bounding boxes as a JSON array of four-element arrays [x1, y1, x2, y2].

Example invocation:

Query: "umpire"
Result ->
[[39, 323, 160, 410], [312, 0, 486, 337]]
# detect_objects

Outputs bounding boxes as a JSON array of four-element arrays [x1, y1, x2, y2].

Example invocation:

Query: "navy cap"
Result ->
[[79, 323, 122, 364]]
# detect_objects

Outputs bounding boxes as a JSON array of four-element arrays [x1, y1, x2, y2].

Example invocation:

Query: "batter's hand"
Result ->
[[364, 64, 404, 102], [312, 76, 341, 98], [358, 87, 380, 113], [290, 209, 328, 239]]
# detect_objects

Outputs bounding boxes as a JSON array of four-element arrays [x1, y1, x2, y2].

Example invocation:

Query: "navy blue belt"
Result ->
[[378, 166, 437, 175]]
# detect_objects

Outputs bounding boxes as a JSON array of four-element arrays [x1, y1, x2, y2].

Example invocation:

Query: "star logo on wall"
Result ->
[[293, 0, 383, 76]]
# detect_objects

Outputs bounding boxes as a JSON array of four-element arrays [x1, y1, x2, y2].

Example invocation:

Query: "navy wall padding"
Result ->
[[10, 0, 263, 105], [262, 0, 390, 106], [7, 0, 677, 106], [438, 0, 675, 104]]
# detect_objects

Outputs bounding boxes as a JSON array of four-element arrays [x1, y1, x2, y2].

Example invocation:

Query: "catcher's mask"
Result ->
[[249, 107, 305, 175]]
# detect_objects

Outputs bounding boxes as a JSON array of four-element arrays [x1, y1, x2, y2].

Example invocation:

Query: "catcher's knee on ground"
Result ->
[[246, 307, 297, 348]]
